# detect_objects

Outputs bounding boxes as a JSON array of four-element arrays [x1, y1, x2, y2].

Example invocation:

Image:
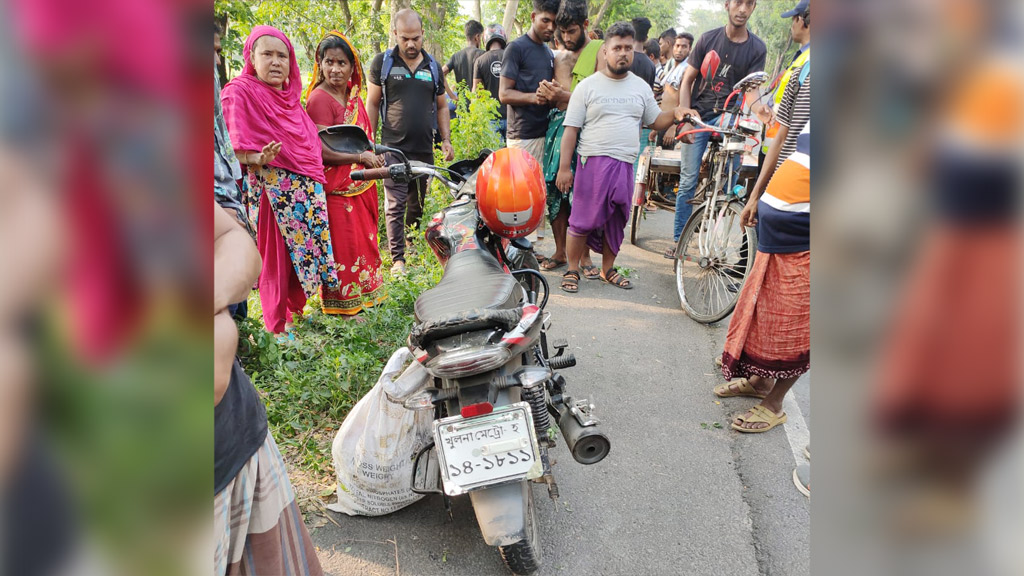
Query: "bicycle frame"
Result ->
[[694, 139, 743, 261]]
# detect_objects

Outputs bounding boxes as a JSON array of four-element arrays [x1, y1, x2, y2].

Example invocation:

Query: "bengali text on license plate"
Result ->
[[434, 404, 541, 495]]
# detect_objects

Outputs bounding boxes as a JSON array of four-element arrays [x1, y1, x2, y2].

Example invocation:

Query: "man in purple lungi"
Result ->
[[555, 21, 687, 293]]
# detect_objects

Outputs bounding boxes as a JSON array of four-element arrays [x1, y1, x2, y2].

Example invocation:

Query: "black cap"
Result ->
[[781, 0, 809, 18]]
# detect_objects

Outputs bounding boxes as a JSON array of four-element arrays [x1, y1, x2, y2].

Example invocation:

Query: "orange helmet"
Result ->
[[475, 147, 546, 239]]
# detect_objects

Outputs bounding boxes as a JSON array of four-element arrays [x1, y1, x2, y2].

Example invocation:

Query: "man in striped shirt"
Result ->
[[713, 63, 811, 437]]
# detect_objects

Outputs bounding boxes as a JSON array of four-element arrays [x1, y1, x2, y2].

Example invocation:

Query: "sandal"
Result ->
[[600, 268, 633, 289], [713, 378, 767, 399], [731, 405, 787, 433], [560, 270, 580, 293], [663, 248, 676, 259], [540, 257, 567, 271], [581, 264, 600, 280]]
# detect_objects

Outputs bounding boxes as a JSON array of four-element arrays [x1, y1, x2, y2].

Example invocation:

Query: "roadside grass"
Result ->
[[237, 187, 447, 510], [236, 84, 501, 513]]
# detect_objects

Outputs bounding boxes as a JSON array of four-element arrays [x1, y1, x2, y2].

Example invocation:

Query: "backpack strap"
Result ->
[[798, 61, 810, 86], [380, 49, 394, 122], [379, 50, 443, 133]]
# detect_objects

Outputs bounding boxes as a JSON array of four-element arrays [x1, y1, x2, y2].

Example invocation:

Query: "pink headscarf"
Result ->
[[221, 25, 325, 183]]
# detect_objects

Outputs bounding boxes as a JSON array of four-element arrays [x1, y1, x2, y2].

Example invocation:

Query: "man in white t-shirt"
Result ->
[[554, 21, 687, 293]]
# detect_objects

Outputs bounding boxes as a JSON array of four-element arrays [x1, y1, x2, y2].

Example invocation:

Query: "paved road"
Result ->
[[312, 209, 810, 575]]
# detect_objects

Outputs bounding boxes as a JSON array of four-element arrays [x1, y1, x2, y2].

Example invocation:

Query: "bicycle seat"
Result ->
[[413, 248, 521, 324]]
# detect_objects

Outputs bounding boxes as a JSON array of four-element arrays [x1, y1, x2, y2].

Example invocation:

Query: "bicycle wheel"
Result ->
[[674, 201, 756, 324]]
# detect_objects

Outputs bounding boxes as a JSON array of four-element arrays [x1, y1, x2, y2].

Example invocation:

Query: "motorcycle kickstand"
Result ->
[[442, 492, 454, 522], [540, 449, 559, 504]]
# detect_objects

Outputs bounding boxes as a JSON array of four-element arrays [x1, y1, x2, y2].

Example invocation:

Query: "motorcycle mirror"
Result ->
[[732, 71, 769, 92], [700, 50, 721, 83], [318, 124, 373, 154]]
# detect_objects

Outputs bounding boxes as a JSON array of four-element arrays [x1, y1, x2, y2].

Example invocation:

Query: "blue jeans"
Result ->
[[492, 118, 507, 145], [673, 114, 740, 241]]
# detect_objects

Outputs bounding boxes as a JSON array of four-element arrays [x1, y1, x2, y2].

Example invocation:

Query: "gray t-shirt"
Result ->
[[564, 72, 662, 164]]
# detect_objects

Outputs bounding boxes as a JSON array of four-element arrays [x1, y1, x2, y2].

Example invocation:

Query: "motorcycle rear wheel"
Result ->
[[498, 486, 541, 575]]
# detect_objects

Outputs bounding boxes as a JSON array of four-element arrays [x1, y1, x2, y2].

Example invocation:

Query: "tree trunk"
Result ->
[[336, 0, 352, 30], [502, 0, 519, 36], [423, 0, 446, 62], [216, 13, 229, 85], [388, 0, 412, 48], [590, 0, 613, 29], [473, 0, 482, 22], [371, 0, 385, 53]]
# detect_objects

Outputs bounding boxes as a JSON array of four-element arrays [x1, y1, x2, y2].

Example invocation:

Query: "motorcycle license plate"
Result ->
[[433, 402, 543, 496]]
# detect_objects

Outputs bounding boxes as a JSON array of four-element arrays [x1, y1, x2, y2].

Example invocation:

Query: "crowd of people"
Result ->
[[213, 0, 810, 572]]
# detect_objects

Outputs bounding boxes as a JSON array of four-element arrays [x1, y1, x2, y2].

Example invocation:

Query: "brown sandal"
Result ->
[[600, 268, 633, 289], [560, 270, 580, 293]]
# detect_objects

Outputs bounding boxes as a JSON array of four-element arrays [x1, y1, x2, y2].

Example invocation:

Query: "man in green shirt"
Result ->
[[534, 0, 606, 276]]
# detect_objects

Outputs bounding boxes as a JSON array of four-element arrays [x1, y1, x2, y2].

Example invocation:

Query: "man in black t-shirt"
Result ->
[[629, 17, 656, 88], [661, 0, 770, 245], [473, 23, 509, 141], [444, 20, 485, 94], [499, 0, 558, 163], [367, 9, 454, 272]]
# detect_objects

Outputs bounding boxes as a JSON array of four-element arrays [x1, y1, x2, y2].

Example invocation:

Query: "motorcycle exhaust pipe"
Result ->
[[554, 400, 610, 465]]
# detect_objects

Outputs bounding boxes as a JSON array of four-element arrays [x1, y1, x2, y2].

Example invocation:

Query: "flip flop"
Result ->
[[540, 257, 567, 270], [581, 264, 601, 280], [731, 405, 787, 433], [713, 378, 767, 399]]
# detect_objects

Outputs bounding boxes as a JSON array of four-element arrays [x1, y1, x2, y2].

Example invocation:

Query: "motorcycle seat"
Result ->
[[414, 248, 521, 324]]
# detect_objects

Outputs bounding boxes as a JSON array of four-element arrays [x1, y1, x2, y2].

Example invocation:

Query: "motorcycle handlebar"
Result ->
[[350, 166, 393, 181]]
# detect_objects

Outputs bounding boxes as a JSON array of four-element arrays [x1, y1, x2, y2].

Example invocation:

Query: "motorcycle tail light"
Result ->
[[460, 402, 494, 418], [425, 345, 511, 378]]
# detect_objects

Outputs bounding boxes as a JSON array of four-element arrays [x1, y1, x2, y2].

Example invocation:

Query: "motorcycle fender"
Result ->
[[468, 481, 530, 547]]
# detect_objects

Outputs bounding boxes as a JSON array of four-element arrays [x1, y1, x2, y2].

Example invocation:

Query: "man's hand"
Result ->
[[673, 108, 701, 144], [537, 80, 556, 102], [753, 103, 774, 125], [662, 130, 677, 147], [555, 166, 573, 194], [673, 107, 700, 124], [648, 130, 658, 142], [441, 140, 454, 162], [537, 80, 564, 105], [740, 196, 758, 228]]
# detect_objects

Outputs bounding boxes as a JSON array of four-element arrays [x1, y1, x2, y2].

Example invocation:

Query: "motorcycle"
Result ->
[[320, 125, 611, 575]]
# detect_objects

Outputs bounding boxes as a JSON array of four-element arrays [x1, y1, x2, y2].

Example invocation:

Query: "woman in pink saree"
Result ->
[[221, 25, 339, 334]]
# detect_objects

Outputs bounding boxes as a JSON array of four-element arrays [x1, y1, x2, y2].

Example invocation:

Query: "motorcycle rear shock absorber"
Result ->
[[522, 383, 552, 445]]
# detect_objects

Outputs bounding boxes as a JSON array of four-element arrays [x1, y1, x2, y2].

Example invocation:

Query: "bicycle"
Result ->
[[629, 143, 681, 245], [668, 71, 768, 324]]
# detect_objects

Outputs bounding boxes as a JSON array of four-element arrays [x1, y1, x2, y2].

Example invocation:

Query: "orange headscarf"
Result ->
[[303, 31, 375, 196], [303, 30, 364, 104]]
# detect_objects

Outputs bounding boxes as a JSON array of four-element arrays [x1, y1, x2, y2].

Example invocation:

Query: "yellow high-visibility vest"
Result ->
[[763, 48, 810, 154]]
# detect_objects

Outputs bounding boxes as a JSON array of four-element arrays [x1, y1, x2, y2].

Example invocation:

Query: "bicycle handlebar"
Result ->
[[674, 115, 749, 141]]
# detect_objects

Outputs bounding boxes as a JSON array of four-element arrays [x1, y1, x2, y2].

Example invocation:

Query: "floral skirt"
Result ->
[[246, 166, 339, 297], [320, 188, 386, 315], [722, 250, 810, 380]]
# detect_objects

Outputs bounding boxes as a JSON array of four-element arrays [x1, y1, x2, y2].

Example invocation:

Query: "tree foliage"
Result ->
[[215, 0, 470, 89]]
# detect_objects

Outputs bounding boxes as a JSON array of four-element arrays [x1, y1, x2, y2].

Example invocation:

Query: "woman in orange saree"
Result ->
[[304, 31, 386, 316]]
